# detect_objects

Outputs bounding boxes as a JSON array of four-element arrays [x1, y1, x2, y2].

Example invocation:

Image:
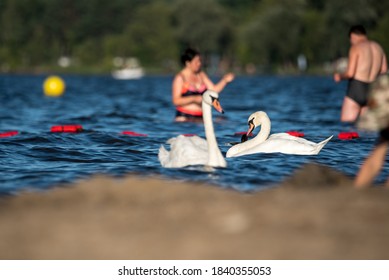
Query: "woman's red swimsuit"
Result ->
[[175, 75, 207, 119]]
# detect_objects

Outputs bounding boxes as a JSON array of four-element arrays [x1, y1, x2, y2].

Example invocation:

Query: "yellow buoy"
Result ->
[[43, 76, 65, 97]]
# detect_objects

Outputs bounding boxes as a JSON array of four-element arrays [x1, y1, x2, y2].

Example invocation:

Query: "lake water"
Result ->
[[0, 74, 388, 194]]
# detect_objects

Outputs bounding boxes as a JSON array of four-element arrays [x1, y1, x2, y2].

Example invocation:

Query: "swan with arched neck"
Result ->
[[226, 111, 333, 158]]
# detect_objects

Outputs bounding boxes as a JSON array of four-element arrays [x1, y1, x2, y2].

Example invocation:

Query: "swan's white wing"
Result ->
[[269, 133, 320, 148], [226, 142, 242, 158], [158, 135, 209, 168], [226, 133, 305, 157], [268, 132, 299, 140], [243, 134, 332, 155], [158, 145, 170, 167]]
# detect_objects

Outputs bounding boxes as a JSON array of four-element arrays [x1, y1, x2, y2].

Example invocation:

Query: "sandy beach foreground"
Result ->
[[0, 163, 388, 260]]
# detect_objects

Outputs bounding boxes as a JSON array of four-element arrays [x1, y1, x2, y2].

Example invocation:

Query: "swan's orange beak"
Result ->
[[241, 122, 255, 143], [212, 99, 224, 114], [246, 122, 255, 137]]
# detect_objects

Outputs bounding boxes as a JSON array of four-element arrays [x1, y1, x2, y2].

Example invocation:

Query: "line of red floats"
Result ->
[[286, 131, 360, 140], [0, 126, 360, 140], [286, 131, 361, 140], [0, 131, 19, 138], [50, 125, 83, 133], [234, 130, 359, 140], [0, 125, 148, 138]]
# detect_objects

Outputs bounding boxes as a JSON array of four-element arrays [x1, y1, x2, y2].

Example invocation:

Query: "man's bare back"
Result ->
[[353, 40, 387, 83], [334, 25, 387, 122]]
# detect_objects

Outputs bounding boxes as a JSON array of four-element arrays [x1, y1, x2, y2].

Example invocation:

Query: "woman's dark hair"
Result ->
[[180, 48, 200, 66], [349, 25, 367, 37]]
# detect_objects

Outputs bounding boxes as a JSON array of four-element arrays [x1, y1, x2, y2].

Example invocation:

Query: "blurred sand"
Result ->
[[0, 163, 388, 260]]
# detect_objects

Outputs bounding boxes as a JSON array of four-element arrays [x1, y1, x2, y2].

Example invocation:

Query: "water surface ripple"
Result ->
[[0, 74, 387, 194]]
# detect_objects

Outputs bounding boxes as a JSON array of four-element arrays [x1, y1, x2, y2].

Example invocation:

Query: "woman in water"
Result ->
[[172, 48, 234, 122]]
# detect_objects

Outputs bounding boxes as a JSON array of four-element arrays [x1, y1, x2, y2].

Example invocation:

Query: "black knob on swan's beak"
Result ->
[[241, 134, 248, 143]]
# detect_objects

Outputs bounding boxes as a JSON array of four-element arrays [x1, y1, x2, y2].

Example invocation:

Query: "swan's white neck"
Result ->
[[226, 113, 271, 157], [202, 100, 227, 167], [251, 114, 271, 146]]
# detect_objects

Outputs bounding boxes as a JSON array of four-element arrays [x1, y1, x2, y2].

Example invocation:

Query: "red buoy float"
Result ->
[[0, 131, 18, 138], [51, 125, 83, 133], [286, 131, 305, 137], [121, 131, 148, 137], [338, 132, 359, 140]]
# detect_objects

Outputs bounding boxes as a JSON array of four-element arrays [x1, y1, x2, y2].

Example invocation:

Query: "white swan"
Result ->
[[159, 90, 227, 168], [226, 111, 333, 158]]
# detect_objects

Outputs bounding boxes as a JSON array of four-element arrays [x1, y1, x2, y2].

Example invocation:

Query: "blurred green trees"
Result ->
[[0, 0, 388, 74]]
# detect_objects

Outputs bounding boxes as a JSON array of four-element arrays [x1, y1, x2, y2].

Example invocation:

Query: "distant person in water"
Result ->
[[355, 74, 389, 188], [172, 47, 234, 122], [334, 25, 387, 122]]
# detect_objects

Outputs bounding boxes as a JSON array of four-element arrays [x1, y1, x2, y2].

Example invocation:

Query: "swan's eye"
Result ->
[[210, 96, 218, 102], [248, 118, 254, 126]]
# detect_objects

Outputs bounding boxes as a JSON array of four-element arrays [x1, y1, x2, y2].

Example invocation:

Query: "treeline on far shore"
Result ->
[[1, 0, 388, 75]]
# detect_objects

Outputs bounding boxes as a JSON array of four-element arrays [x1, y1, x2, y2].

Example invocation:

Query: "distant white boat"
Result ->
[[112, 57, 144, 80], [112, 67, 144, 80]]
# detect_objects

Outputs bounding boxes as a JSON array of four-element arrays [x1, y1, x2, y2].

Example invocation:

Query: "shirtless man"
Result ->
[[334, 25, 387, 122]]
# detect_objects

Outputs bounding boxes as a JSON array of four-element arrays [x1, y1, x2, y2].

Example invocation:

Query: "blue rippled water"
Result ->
[[0, 74, 388, 194]]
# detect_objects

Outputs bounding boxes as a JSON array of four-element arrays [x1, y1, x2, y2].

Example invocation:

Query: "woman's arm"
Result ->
[[201, 72, 234, 93]]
